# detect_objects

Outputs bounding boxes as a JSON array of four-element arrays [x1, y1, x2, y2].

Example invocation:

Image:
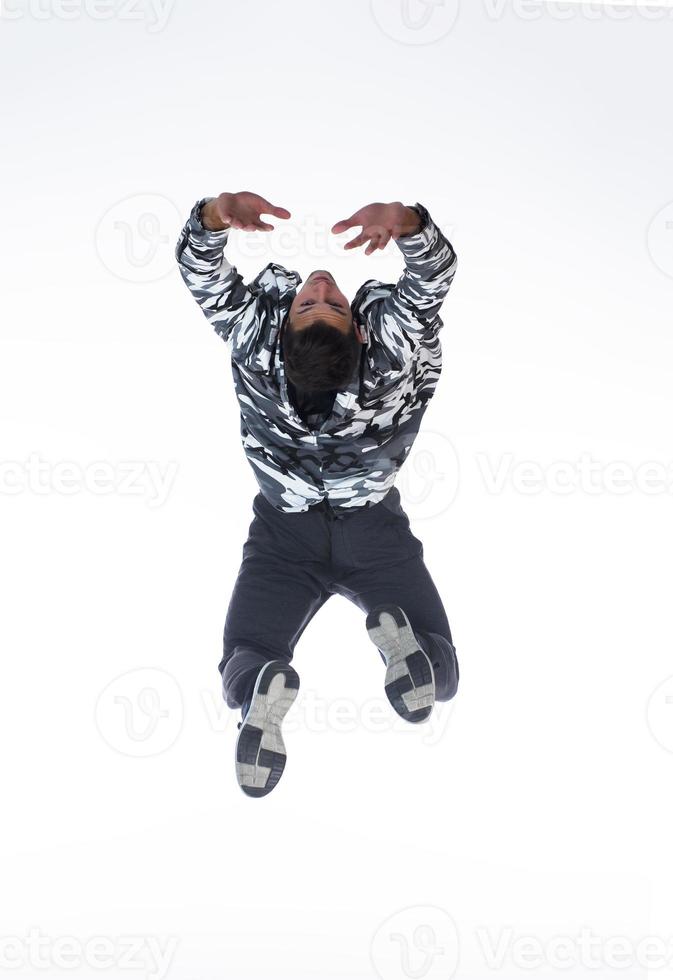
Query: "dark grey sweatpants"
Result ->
[[219, 486, 459, 709]]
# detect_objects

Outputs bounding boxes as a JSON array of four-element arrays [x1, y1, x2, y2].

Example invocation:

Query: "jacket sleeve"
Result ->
[[368, 202, 458, 373], [175, 197, 261, 363]]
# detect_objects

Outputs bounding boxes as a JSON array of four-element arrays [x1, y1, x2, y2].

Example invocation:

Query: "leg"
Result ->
[[334, 507, 459, 702], [221, 500, 333, 709], [221, 553, 331, 708], [349, 558, 458, 702]]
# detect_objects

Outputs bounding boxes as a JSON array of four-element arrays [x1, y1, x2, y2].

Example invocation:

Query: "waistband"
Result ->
[[310, 493, 393, 520], [257, 488, 399, 520], [311, 497, 345, 520]]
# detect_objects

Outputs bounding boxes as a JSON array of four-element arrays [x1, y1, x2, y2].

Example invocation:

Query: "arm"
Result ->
[[333, 201, 458, 373], [175, 191, 291, 361], [384, 202, 458, 333]]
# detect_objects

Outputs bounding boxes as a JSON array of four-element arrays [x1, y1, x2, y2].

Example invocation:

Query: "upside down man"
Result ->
[[175, 191, 460, 797]]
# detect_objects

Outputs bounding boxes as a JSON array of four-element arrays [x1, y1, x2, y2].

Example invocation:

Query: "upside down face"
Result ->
[[288, 270, 365, 343]]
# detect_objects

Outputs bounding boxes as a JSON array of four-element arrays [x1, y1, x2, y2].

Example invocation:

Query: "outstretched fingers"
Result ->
[[261, 199, 292, 221], [338, 222, 393, 254], [343, 230, 369, 251], [331, 216, 358, 235]]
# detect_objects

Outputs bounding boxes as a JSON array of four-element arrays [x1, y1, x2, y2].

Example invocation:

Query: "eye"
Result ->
[[299, 300, 347, 312]]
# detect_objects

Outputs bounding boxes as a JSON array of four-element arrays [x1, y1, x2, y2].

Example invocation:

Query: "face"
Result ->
[[288, 270, 365, 343]]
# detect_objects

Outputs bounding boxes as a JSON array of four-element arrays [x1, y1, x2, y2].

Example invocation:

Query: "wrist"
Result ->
[[200, 199, 230, 232], [398, 205, 423, 237]]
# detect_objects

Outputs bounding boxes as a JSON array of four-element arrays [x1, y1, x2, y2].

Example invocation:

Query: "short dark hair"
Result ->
[[282, 317, 361, 392]]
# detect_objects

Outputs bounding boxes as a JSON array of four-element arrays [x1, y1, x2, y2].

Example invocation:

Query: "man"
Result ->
[[175, 190, 459, 797]]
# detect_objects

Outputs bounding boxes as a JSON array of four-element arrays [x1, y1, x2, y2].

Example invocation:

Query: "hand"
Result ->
[[331, 202, 421, 255], [201, 192, 291, 232]]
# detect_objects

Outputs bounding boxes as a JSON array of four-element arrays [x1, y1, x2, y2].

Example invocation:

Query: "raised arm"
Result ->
[[175, 191, 291, 359], [333, 200, 458, 372], [385, 202, 457, 329]]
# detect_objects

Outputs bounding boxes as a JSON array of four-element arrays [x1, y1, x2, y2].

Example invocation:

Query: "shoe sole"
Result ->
[[366, 604, 435, 724], [235, 661, 300, 798]]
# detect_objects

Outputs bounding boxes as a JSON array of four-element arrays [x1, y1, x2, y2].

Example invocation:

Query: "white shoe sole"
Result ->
[[235, 661, 300, 798], [366, 604, 435, 723]]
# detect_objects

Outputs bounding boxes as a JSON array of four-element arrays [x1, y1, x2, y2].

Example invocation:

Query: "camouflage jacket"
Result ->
[[175, 198, 458, 513]]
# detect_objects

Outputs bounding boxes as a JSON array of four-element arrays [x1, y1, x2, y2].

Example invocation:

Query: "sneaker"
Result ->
[[366, 604, 435, 723], [235, 661, 300, 798]]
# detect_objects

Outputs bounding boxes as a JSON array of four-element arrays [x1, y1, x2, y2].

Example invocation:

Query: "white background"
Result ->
[[2, 1, 673, 977]]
